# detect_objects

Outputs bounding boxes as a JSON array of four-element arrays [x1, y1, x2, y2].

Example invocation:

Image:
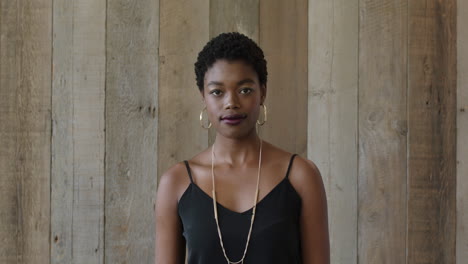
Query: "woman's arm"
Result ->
[[155, 165, 186, 264], [290, 156, 330, 264]]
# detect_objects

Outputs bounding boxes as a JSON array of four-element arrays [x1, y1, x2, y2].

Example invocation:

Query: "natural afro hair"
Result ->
[[194, 32, 267, 92]]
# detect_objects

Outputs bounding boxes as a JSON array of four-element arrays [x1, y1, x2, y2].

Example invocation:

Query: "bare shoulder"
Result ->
[[155, 161, 189, 263], [291, 155, 322, 179], [157, 161, 192, 203], [288, 155, 330, 262], [288, 155, 326, 200]]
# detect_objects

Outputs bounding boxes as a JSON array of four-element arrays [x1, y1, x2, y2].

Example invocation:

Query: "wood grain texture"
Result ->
[[259, 0, 308, 156], [0, 2, 21, 260], [358, 1, 408, 263], [51, 0, 106, 263], [105, 1, 159, 263], [209, 0, 258, 40], [308, 0, 358, 263], [50, 1, 73, 262], [208, 0, 259, 145], [158, 0, 209, 177], [407, 1, 457, 263], [0, 0, 52, 263], [457, 0, 468, 262]]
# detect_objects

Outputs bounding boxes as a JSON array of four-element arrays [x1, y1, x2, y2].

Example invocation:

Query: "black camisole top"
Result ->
[[178, 154, 302, 264]]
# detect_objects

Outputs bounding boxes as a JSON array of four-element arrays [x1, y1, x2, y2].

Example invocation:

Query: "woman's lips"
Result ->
[[221, 114, 246, 119], [221, 116, 246, 125]]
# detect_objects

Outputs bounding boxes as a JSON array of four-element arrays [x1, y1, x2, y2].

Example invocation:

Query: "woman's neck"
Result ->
[[212, 132, 262, 167]]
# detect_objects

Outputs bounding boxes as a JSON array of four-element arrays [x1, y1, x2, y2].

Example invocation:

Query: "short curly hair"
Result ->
[[194, 32, 268, 92]]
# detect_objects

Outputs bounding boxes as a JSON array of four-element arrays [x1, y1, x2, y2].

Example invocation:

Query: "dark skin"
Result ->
[[155, 59, 330, 264]]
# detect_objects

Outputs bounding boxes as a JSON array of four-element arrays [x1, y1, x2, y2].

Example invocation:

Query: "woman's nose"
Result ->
[[225, 92, 240, 109]]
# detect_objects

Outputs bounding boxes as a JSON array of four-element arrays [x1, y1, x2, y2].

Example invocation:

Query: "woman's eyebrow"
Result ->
[[207, 81, 223, 87], [237, 78, 255, 86], [207, 78, 255, 87]]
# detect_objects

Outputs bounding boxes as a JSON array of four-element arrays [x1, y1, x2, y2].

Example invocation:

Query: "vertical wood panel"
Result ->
[[208, 0, 259, 145], [50, 1, 74, 262], [0, 2, 462, 263], [308, 0, 358, 263], [0, 0, 52, 263], [158, 0, 209, 176], [358, 1, 408, 263], [259, 0, 308, 156], [457, 0, 468, 262], [51, 0, 106, 263], [105, 1, 159, 262], [407, 1, 457, 263], [209, 0, 258, 40], [0, 1, 21, 261]]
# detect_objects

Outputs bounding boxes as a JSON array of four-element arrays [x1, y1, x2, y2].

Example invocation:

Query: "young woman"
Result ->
[[155, 32, 330, 264]]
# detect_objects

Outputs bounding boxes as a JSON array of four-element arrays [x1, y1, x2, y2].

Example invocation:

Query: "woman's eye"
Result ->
[[241, 88, 252, 94], [210, 90, 221, 96]]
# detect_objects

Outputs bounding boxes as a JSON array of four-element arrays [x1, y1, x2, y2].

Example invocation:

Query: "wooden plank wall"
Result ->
[[308, 0, 359, 263], [51, 1, 106, 263], [0, 0, 52, 263], [105, 0, 159, 263], [457, 0, 468, 262], [209, 0, 259, 41], [407, 1, 457, 263], [309, 0, 458, 263], [0, 1, 463, 264], [358, 1, 408, 262]]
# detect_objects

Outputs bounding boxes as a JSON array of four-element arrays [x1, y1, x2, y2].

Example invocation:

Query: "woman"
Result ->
[[155, 32, 330, 264]]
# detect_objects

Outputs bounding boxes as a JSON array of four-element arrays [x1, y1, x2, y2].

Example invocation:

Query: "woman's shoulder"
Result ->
[[157, 160, 192, 203], [290, 153, 321, 176], [159, 161, 188, 180], [286, 152, 325, 202], [261, 143, 324, 200]]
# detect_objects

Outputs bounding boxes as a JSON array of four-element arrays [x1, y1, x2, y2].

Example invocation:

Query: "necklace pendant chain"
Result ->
[[212, 138, 263, 264]]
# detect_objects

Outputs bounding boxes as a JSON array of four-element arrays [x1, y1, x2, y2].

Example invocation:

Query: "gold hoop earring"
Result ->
[[200, 106, 211, 129], [257, 104, 267, 126]]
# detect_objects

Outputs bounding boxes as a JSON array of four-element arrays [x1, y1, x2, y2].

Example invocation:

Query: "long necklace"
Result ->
[[211, 138, 263, 264]]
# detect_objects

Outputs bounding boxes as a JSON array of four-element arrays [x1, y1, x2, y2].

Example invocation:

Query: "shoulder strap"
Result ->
[[285, 154, 298, 179], [183, 160, 194, 183]]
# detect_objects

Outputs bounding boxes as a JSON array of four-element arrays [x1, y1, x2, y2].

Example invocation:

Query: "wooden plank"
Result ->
[[0, 1, 21, 261], [158, 0, 209, 177], [308, 0, 358, 263], [105, 1, 159, 263], [0, 0, 52, 263], [51, 0, 106, 263], [208, 0, 259, 145], [406, 0, 458, 263], [457, 0, 468, 262], [357, 1, 408, 263], [407, 1, 457, 263], [50, 0, 74, 262], [209, 0, 258, 40], [259, 0, 308, 156]]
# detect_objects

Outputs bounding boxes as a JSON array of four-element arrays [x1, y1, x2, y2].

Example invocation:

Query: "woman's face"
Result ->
[[201, 59, 266, 139]]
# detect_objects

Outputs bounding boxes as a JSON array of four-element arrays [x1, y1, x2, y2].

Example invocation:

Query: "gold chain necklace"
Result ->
[[211, 138, 263, 264]]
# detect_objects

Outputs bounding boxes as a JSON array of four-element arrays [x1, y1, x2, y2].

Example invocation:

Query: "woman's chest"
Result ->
[[178, 182, 302, 257]]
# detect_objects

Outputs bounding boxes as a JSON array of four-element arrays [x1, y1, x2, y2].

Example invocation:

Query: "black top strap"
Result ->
[[183, 160, 194, 183], [285, 154, 298, 179]]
